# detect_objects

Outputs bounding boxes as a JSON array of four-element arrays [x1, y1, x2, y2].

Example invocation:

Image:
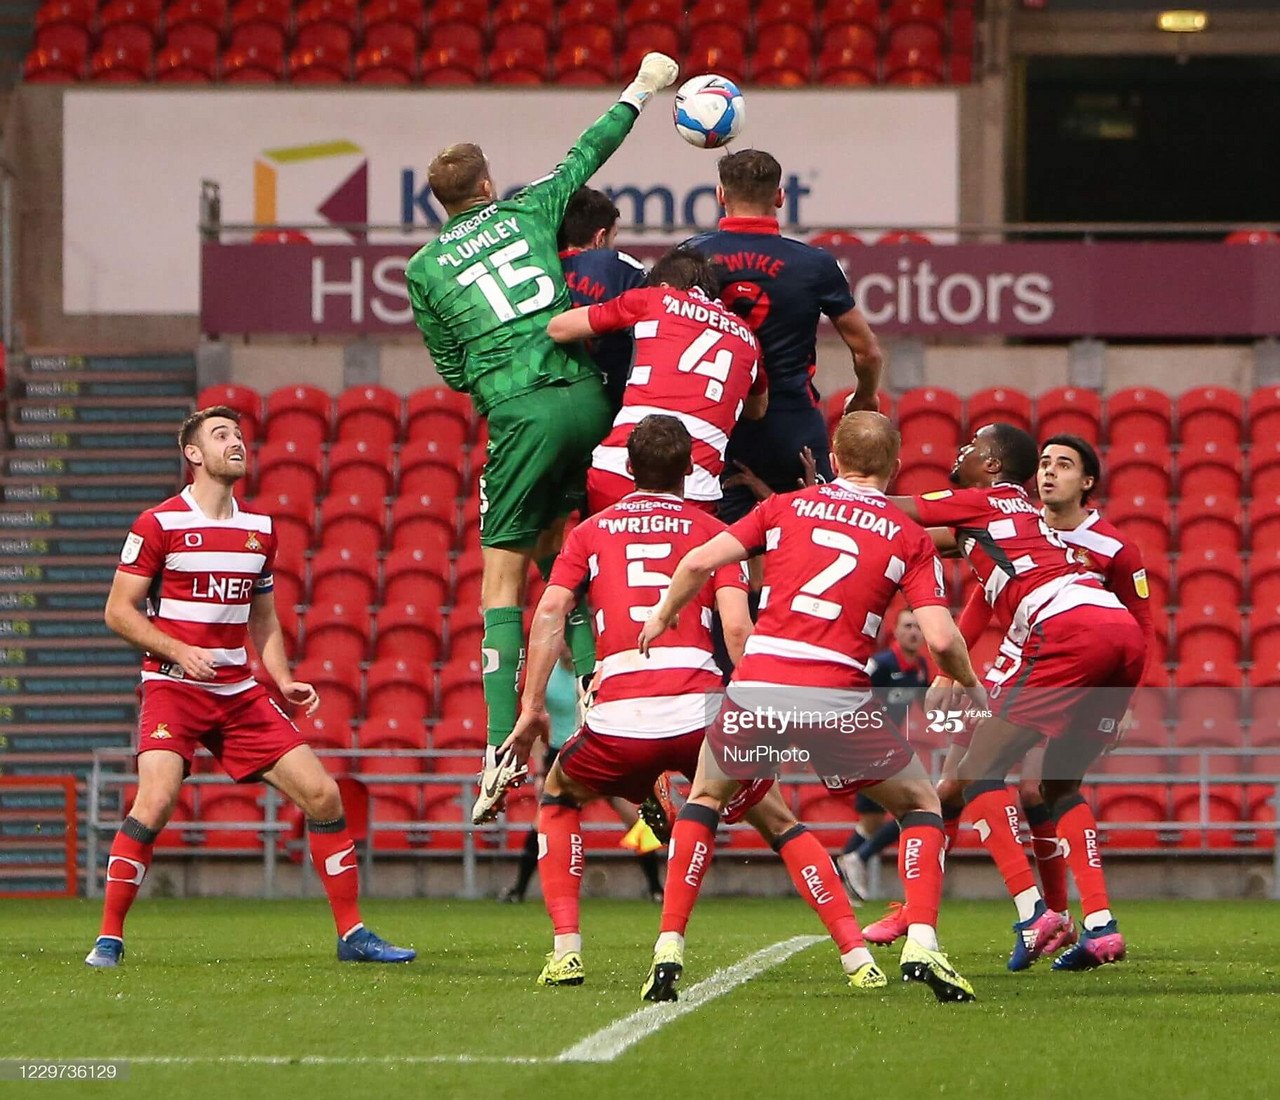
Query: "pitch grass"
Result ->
[[2, 898, 1277, 1099]]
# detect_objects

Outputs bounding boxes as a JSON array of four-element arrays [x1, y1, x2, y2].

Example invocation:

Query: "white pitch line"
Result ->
[[554, 934, 824, 1064], [26, 935, 824, 1069]]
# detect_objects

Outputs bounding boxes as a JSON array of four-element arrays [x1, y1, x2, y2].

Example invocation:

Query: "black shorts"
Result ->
[[720, 404, 833, 523]]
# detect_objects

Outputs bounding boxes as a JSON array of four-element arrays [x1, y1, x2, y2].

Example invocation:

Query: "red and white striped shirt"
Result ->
[[586, 286, 764, 503], [549, 492, 747, 738], [117, 487, 276, 694]]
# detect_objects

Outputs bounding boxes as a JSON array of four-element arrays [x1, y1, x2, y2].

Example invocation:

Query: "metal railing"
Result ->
[[83, 745, 1280, 900]]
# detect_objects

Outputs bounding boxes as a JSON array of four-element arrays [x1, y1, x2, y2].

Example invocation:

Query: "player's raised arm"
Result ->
[[519, 53, 679, 224], [548, 285, 650, 344], [637, 530, 749, 654], [104, 569, 216, 682]]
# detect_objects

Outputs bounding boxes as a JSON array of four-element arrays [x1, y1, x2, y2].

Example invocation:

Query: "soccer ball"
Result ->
[[673, 74, 745, 149]]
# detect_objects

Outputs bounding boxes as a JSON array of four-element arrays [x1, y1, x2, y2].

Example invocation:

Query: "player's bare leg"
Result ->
[[1018, 743, 1074, 949], [958, 716, 1067, 969], [86, 750, 184, 967], [532, 762, 598, 986], [264, 746, 414, 962], [1041, 737, 1127, 969], [475, 544, 536, 824]]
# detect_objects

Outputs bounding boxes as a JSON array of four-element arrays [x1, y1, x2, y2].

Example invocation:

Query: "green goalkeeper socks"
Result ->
[[482, 606, 524, 748]]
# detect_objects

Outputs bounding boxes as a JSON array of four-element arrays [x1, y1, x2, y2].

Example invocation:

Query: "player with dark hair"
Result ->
[[406, 53, 680, 825], [547, 245, 766, 515], [558, 186, 647, 413], [500, 415, 754, 986], [836, 607, 930, 902], [882, 423, 1146, 971], [633, 412, 982, 1004], [85, 407, 413, 967], [684, 148, 885, 522]]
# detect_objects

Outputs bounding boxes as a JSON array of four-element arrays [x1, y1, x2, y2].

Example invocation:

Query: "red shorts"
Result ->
[[985, 605, 1145, 742], [557, 725, 703, 804], [586, 467, 718, 517], [136, 680, 307, 782]]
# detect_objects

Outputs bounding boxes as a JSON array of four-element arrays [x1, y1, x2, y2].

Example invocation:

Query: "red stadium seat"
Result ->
[[797, 788, 855, 848], [23, 45, 83, 81], [886, 0, 946, 31], [689, 23, 746, 59], [623, 0, 683, 29], [360, 717, 429, 776], [1107, 387, 1173, 447], [374, 601, 443, 663], [99, 0, 159, 52], [200, 790, 265, 849], [34, 1, 93, 63], [328, 439, 394, 500], [390, 492, 456, 552], [1107, 440, 1173, 502], [251, 490, 314, 557], [1172, 687, 1245, 754], [1224, 229, 1280, 245], [1175, 605, 1242, 674], [559, 22, 615, 55], [886, 20, 944, 60], [751, 47, 811, 86], [1175, 545, 1241, 609], [1035, 386, 1101, 444], [819, 65, 874, 85], [229, 0, 288, 53], [265, 385, 332, 447], [688, 0, 749, 33], [164, 0, 224, 53], [891, 440, 952, 496], [821, 0, 879, 32], [419, 60, 479, 83], [256, 439, 323, 500], [884, 45, 943, 84], [1247, 384, 1280, 444], [1249, 495, 1280, 556], [810, 230, 867, 252], [288, 42, 351, 81], [426, 0, 487, 30], [757, 0, 815, 31], [366, 657, 434, 723], [1178, 439, 1242, 501], [294, 656, 362, 725], [310, 545, 378, 609], [1178, 495, 1241, 554], [382, 546, 449, 609], [1171, 785, 1246, 849], [966, 387, 1032, 435], [424, 18, 484, 57], [302, 602, 372, 669], [1096, 785, 1166, 848], [493, 20, 548, 54], [1252, 630, 1280, 688], [491, 0, 552, 30], [363, 17, 419, 56], [295, 0, 358, 52], [398, 445, 461, 500], [1175, 634, 1243, 688], [554, 43, 615, 82], [221, 41, 283, 79], [1178, 571, 1242, 618], [619, 25, 682, 70], [756, 22, 812, 54], [197, 384, 260, 440], [1123, 687, 1169, 748], [363, 0, 424, 30], [226, 18, 284, 56], [489, 49, 547, 83], [335, 385, 401, 446], [559, 0, 618, 29], [407, 384, 471, 431], [369, 791, 422, 850], [1176, 386, 1243, 447], [89, 42, 151, 80], [897, 387, 962, 449], [683, 42, 745, 85], [320, 493, 386, 555], [1250, 438, 1280, 502], [1108, 497, 1171, 560], [354, 44, 415, 82]]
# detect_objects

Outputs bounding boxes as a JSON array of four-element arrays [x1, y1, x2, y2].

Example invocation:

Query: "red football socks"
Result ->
[[307, 817, 364, 938], [775, 825, 863, 954], [99, 817, 156, 939], [1054, 796, 1110, 916], [964, 783, 1038, 899], [1026, 801, 1070, 912], [659, 804, 718, 936], [536, 801, 584, 936], [898, 814, 945, 929]]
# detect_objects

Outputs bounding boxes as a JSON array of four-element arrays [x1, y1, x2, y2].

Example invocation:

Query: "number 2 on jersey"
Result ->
[[789, 529, 860, 621], [457, 240, 554, 322]]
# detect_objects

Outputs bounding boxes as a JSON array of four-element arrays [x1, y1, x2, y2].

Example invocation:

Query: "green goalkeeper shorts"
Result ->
[[479, 376, 612, 549]]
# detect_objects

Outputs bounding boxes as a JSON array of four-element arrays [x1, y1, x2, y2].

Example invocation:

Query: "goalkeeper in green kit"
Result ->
[[406, 52, 680, 825]]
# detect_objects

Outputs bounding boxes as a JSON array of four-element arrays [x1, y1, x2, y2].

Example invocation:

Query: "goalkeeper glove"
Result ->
[[619, 52, 680, 112]]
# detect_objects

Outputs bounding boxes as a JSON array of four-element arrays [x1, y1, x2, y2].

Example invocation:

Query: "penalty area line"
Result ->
[[554, 934, 825, 1064]]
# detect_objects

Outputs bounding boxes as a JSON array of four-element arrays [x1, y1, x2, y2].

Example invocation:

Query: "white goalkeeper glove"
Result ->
[[619, 52, 679, 112]]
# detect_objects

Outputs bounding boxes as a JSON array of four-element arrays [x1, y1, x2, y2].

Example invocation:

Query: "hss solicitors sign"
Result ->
[[200, 242, 1280, 337]]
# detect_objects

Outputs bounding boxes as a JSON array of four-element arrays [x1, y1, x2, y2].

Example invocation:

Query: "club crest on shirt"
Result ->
[[244, 532, 262, 551], [1070, 547, 1094, 571], [149, 723, 172, 740]]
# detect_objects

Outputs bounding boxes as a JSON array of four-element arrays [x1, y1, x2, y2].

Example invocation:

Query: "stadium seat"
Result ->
[[288, 42, 351, 81], [426, 0, 487, 29], [1175, 632, 1244, 688], [23, 45, 83, 81], [619, 27, 682, 72], [328, 439, 394, 500], [796, 789, 855, 848], [89, 42, 151, 80], [688, 22, 746, 58], [554, 42, 615, 83], [295, 0, 358, 53], [272, 570, 303, 615], [756, 22, 813, 54], [884, 47, 943, 85], [886, 0, 946, 31], [683, 41, 745, 84], [34, 0, 93, 63], [1035, 386, 1101, 444], [1096, 785, 1167, 848], [1247, 385, 1280, 444], [399, 445, 463, 500], [374, 601, 443, 663], [275, 602, 301, 657], [1171, 785, 1246, 849], [816, 25, 877, 83], [265, 385, 332, 447], [1251, 630, 1280, 688], [1175, 545, 1241, 609], [688, 0, 750, 34], [492, 19, 549, 54], [334, 385, 401, 446], [559, 22, 615, 55], [199, 790, 265, 850], [365, 657, 434, 723], [892, 440, 952, 496], [229, 0, 289, 54], [362, 0, 423, 31], [163, 2, 224, 57], [1108, 440, 1173, 502], [390, 492, 456, 552], [1178, 439, 1242, 501], [382, 546, 449, 609], [1107, 387, 1173, 447], [294, 656, 362, 726], [423, 17, 484, 59], [369, 790, 422, 850], [491, 0, 552, 30], [1250, 438, 1280, 502], [489, 47, 548, 83], [360, 719, 429, 776], [439, 657, 484, 719], [256, 439, 323, 500], [221, 41, 283, 79], [1225, 229, 1280, 245], [419, 58, 479, 83], [1176, 386, 1244, 447], [623, 0, 684, 29], [1123, 687, 1169, 748], [99, 0, 160, 53], [1109, 497, 1172, 560], [361, 24, 419, 72], [897, 387, 962, 449], [310, 545, 378, 609], [751, 46, 811, 86], [1172, 686, 1245, 753], [301, 602, 372, 669], [820, 0, 879, 32], [1249, 495, 1280, 555], [197, 384, 261, 439], [1178, 495, 1241, 554], [559, 0, 618, 29], [756, 0, 815, 31], [319, 493, 387, 555], [251, 490, 314, 558], [966, 387, 1032, 435], [407, 384, 471, 430]]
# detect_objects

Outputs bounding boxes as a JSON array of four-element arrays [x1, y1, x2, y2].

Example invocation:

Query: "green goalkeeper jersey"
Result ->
[[406, 103, 638, 416]]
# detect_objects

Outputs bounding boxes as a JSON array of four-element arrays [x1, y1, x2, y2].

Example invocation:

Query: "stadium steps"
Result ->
[[1, 351, 193, 888]]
